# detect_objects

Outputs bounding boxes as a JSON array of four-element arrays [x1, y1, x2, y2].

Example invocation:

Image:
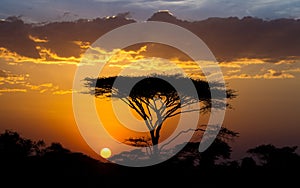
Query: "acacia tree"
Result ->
[[85, 74, 235, 158]]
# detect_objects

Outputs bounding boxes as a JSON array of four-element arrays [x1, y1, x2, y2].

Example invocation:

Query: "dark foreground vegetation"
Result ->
[[0, 130, 299, 187]]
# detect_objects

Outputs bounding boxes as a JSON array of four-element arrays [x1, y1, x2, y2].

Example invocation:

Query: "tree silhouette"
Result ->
[[171, 127, 238, 168], [86, 74, 236, 158], [44, 142, 71, 153], [241, 157, 257, 169], [0, 130, 106, 177], [201, 126, 239, 168], [0, 130, 45, 160], [200, 137, 232, 167], [247, 144, 300, 168]]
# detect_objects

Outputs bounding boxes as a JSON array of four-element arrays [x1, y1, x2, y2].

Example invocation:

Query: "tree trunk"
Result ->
[[150, 130, 159, 159]]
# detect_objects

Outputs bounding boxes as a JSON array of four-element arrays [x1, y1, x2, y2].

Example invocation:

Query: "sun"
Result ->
[[100, 147, 112, 158]]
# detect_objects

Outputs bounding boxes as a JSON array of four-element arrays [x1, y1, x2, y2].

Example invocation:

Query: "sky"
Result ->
[[0, 0, 300, 23], [0, 1, 300, 161]]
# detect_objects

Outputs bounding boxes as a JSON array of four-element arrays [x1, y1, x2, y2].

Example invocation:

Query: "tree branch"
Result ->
[[166, 108, 201, 118], [159, 127, 206, 152]]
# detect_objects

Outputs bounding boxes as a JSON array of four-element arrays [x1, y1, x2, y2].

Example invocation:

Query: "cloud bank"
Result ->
[[1, 12, 300, 95]]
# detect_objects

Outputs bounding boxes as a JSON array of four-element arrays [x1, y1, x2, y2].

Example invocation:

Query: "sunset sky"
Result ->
[[0, 0, 299, 161]]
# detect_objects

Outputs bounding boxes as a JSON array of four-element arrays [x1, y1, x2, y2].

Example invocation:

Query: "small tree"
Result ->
[[86, 74, 235, 158], [0, 130, 45, 159], [247, 144, 300, 168], [172, 126, 239, 167]]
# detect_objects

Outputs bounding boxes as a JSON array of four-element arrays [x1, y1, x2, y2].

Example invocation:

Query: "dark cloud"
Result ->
[[0, 12, 300, 62], [0, 15, 135, 58], [148, 13, 300, 62], [0, 17, 40, 58]]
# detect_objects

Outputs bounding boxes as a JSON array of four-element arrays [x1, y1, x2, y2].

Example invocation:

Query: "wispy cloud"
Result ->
[[0, 69, 28, 85], [284, 67, 300, 73], [89, 45, 300, 80], [220, 59, 265, 68], [52, 89, 73, 95], [73, 41, 91, 50], [222, 58, 300, 79], [24, 82, 57, 93], [29, 35, 48, 43], [0, 47, 81, 65], [224, 69, 294, 79], [0, 66, 72, 95], [0, 88, 27, 95]]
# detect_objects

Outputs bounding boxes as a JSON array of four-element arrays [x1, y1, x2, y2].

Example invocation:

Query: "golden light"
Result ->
[[100, 147, 112, 158]]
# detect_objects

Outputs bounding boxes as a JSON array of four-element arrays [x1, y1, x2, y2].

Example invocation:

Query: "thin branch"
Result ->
[[119, 98, 134, 108], [120, 97, 154, 130], [126, 98, 145, 119], [162, 103, 181, 120], [145, 102, 153, 121], [159, 127, 206, 152], [132, 98, 149, 120], [166, 108, 201, 118]]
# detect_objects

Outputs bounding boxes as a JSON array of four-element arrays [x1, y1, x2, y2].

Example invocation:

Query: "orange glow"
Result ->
[[95, 98, 180, 146]]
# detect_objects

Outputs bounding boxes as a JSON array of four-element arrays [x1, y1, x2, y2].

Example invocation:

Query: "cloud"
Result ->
[[0, 69, 28, 86], [29, 35, 48, 43], [25, 83, 54, 92], [82, 45, 185, 76], [64, 39, 300, 80], [109, 57, 184, 76], [224, 72, 294, 79], [108, 45, 147, 63], [170, 57, 300, 80], [0, 47, 81, 65], [226, 69, 241, 75], [2, 15, 300, 63], [166, 57, 300, 80], [73, 41, 91, 50], [1, 13, 300, 87], [0, 66, 71, 95], [0, 88, 27, 94], [95, 48, 300, 80], [284, 68, 300, 73], [220, 58, 265, 68], [254, 69, 294, 79], [0, 78, 68, 95], [222, 59, 300, 80], [52, 89, 73, 95]]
